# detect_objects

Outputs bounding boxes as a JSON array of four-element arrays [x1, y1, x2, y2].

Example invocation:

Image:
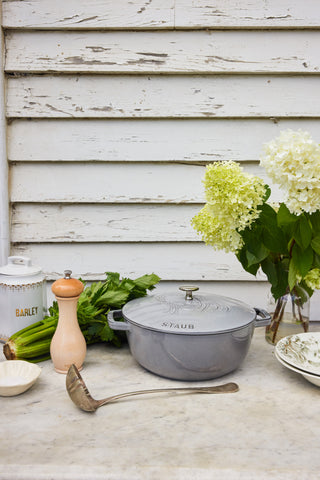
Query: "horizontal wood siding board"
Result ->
[[6, 74, 320, 119], [11, 204, 203, 242], [2, 0, 175, 30], [2, 0, 320, 29], [11, 197, 286, 242], [174, 0, 320, 29], [9, 162, 282, 204], [7, 118, 320, 162], [9, 162, 207, 203], [11, 242, 267, 282], [5, 31, 320, 74]]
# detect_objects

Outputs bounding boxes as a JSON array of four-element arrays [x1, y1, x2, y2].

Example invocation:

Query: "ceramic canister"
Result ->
[[0, 256, 47, 342]]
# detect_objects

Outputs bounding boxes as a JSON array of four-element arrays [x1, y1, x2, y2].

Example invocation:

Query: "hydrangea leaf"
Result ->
[[246, 243, 269, 267], [288, 258, 299, 291], [271, 262, 289, 299], [277, 203, 298, 227], [236, 246, 260, 275], [309, 211, 320, 233], [262, 226, 287, 254], [293, 215, 312, 250], [311, 236, 320, 255], [261, 258, 278, 287], [292, 243, 313, 278]]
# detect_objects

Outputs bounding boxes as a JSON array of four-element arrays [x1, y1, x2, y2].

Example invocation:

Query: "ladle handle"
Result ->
[[97, 382, 239, 407]]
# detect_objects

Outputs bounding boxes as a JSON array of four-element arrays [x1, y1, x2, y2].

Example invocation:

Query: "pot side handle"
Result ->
[[254, 308, 271, 327], [107, 310, 130, 331]]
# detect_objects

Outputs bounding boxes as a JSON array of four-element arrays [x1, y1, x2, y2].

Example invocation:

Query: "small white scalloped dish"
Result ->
[[0, 360, 41, 396]]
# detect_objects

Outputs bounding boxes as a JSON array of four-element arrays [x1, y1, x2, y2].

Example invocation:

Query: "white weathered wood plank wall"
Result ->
[[2, 0, 320, 314]]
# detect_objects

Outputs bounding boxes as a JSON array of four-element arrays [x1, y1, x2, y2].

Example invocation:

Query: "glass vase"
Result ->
[[265, 286, 310, 345]]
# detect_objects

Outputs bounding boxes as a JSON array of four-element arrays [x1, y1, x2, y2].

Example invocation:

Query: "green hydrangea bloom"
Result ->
[[192, 161, 267, 253], [304, 269, 320, 290], [192, 205, 243, 253]]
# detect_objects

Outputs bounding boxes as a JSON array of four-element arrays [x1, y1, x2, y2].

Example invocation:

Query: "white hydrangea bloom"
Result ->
[[260, 130, 320, 214]]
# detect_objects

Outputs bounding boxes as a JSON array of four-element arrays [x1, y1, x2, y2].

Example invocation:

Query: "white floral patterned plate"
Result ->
[[275, 332, 320, 377], [275, 350, 320, 387]]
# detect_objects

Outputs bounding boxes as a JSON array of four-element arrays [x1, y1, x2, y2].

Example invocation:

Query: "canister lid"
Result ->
[[0, 256, 42, 276], [51, 270, 84, 298], [122, 286, 256, 335]]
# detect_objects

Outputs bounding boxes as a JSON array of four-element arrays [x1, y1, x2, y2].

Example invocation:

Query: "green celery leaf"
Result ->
[[89, 282, 106, 305], [99, 323, 117, 343], [105, 272, 121, 286], [120, 278, 137, 293], [131, 273, 161, 291], [47, 301, 59, 318], [95, 289, 131, 309], [128, 273, 161, 300]]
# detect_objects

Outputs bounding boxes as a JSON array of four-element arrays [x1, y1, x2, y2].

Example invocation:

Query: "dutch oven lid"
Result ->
[[122, 286, 256, 335], [0, 256, 42, 276]]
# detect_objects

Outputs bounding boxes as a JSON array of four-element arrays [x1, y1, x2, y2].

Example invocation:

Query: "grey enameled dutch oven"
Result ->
[[107, 286, 270, 381]]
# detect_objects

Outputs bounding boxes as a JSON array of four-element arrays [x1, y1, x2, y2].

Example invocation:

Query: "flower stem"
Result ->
[[269, 297, 286, 344]]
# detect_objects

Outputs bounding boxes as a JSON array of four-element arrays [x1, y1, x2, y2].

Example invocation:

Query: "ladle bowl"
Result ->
[[66, 364, 239, 412]]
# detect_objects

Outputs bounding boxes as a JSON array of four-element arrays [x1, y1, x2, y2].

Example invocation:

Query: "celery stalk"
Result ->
[[3, 322, 56, 361], [4, 338, 52, 361]]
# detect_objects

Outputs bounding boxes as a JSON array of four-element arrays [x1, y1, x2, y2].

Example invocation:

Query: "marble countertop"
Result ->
[[1, 325, 320, 480]]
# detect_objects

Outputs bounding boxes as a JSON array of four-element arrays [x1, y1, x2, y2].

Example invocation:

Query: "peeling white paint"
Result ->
[[0, 2, 9, 266]]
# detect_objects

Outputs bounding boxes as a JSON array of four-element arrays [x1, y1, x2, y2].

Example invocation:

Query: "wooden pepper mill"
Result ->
[[50, 270, 86, 374]]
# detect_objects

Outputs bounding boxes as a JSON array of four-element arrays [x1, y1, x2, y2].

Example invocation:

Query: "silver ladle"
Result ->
[[66, 364, 239, 412]]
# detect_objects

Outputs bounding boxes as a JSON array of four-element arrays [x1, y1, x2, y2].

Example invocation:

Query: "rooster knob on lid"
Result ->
[[50, 270, 86, 374]]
